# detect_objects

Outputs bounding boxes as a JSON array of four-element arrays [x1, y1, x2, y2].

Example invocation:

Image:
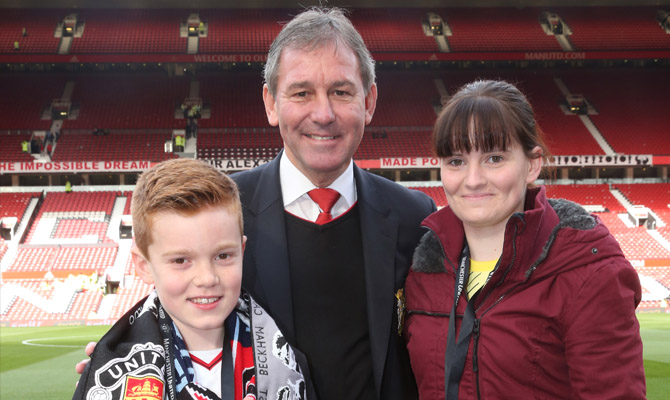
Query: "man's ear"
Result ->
[[131, 246, 154, 285], [262, 84, 279, 127], [364, 83, 378, 125]]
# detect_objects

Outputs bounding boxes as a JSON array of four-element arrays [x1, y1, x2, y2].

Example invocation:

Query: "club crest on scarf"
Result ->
[[86, 342, 166, 400], [124, 376, 163, 400]]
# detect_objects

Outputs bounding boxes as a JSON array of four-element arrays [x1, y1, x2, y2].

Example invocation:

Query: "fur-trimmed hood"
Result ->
[[412, 186, 624, 285]]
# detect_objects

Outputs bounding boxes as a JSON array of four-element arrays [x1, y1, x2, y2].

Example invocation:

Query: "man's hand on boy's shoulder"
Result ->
[[75, 342, 97, 375]]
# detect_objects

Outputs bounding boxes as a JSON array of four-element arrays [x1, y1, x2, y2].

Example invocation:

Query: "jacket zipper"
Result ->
[[472, 223, 519, 400], [472, 318, 481, 396]]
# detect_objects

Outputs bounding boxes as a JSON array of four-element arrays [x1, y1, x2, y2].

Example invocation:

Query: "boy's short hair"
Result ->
[[131, 158, 242, 258]]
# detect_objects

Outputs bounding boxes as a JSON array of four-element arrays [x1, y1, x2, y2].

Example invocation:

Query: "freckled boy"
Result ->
[[73, 159, 313, 400]]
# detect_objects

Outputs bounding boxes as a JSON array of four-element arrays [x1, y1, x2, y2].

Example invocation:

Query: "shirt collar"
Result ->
[[279, 151, 356, 208]]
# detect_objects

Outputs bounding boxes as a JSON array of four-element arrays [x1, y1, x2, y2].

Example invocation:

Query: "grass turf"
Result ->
[[639, 313, 670, 399], [0, 325, 109, 399], [0, 313, 668, 398]]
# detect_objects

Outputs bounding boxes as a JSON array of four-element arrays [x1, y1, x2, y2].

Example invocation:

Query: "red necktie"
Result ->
[[308, 188, 341, 225]]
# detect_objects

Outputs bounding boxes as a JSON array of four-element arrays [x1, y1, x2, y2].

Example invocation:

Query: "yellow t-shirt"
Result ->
[[467, 259, 497, 299]]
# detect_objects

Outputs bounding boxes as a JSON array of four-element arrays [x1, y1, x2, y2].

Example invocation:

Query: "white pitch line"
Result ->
[[22, 335, 94, 348]]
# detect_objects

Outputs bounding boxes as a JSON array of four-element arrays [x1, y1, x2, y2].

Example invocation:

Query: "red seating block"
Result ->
[[0, 9, 60, 54], [561, 68, 670, 155], [0, 192, 40, 220], [557, 7, 670, 51], [443, 7, 561, 52], [52, 131, 178, 162], [69, 9, 186, 54]]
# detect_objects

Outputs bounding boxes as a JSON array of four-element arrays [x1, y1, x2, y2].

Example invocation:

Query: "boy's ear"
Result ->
[[131, 246, 154, 285], [242, 235, 247, 253]]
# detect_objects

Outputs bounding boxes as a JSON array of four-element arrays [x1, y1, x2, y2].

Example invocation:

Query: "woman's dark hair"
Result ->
[[433, 79, 550, 166]]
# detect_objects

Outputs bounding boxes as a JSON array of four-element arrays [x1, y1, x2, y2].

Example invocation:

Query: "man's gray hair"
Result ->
[[263, 7, 376, 97]]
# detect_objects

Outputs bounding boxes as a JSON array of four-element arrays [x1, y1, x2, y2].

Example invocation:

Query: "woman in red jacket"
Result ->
[[403, 80, 645, 399]]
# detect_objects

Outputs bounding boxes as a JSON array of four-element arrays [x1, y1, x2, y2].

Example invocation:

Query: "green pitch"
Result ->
[[640, 313, 670, 399], [0, 325, 110, 400], [1, 314, 669, 399]]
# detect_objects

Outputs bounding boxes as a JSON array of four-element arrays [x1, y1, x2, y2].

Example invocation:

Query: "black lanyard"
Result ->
[[220, 326, 234, 399], [221, 326, 235, 400], [444, 244, 477, 399], [159, 304, 179, 400], [159, 303, 234, 400]]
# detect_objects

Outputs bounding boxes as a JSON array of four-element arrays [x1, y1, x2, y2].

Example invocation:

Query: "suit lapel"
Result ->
[[246, 156, 295, 337], [354, 166, 398, 395], [246, 160, 399, 394]]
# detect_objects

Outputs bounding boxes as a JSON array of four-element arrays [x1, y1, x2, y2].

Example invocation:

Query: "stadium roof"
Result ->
[[3, 0, 670, 8]]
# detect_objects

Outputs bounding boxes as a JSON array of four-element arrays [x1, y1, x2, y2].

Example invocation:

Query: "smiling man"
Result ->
[[233, 7, 435, 400], [262, 41, 376, 188], [75, 7, 436, 399]]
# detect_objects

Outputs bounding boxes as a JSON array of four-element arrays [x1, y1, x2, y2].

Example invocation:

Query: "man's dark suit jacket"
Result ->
[[233, 154, 436, 400]]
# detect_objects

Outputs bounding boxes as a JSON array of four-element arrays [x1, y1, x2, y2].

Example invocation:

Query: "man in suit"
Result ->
[[234, 7, 435, 400], [77, 7, 435, 399]]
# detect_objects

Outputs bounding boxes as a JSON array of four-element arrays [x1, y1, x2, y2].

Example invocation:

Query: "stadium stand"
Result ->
[[355, 129, 432, 159], [3, 6, 670, 56], [123, 246, 134, 275], [440, 7, 562, 52], [409, 185, 448, 208], [561, 68, 670, 155], [1, 276, 104, 322], [1, 5, 668, 327], [545, 184, 625, 212], [615, 183, 670, 242], [67, 287, 104, 319], [1, 279, 57, 321], [435, 69, 608, 155], [0, 238, 7, 260], [69, 9, 187, 54], [371, 71, 439, 127], [63, 73, 190, 130], [600, 212, 670, 260], [0, 132, 37, 162], [615, 182, 670, 225], [0, 192, 41, 220], [24, 191, 117, 244], [31, 191, 116, 214], [349, 8, 438, 52], [5, 247, 58, 275], [0, 9, 60, 54], [196, 72, 268, 128], [545, 184, 670, 260], [4, 245, 116, 275], [0, 74, 66, 130], [106, 274, 153, 321], [198, 9, 284, 53], [197, 129, 282, 160], [52, 130, 178, 162], [515, 72, 606, 155], [122, 191, 133, 215], [50, 246, 117, 273], [555, 6, 670, 51], [637, 266, 670, 287]]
